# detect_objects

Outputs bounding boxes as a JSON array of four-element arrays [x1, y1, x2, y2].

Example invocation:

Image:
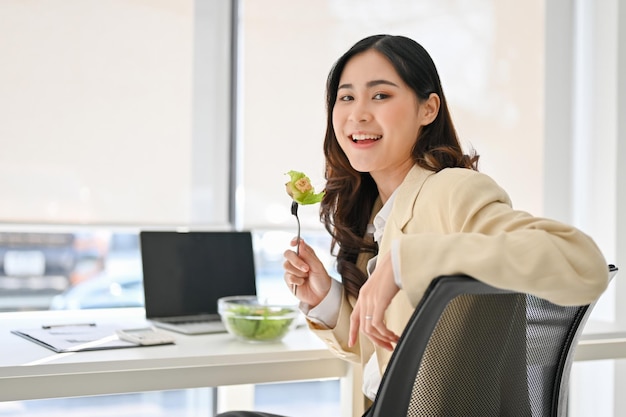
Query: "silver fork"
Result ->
[[291, 200, 300, 295]]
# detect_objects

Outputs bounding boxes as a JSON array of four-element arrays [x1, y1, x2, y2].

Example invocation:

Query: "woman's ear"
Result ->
[[419, 93, 440, 126]]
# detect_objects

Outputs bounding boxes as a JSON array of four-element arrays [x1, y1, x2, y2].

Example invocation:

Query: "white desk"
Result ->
[[576, 319, 626, 362], [0, 308, 359, 415], [1, 309, 624, 416]]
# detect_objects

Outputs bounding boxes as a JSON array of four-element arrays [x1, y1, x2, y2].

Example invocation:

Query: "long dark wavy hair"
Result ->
[[320, 34, 479, 299]]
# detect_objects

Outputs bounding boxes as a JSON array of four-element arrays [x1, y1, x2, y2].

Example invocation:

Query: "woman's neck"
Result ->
[[372, 164, 413, 204]]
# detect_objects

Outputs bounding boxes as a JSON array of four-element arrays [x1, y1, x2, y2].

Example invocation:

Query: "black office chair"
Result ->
[[368, 265, 618, 417]]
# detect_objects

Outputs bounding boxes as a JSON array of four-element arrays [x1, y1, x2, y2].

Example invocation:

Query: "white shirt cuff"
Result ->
[[299, 278, 342, 328]]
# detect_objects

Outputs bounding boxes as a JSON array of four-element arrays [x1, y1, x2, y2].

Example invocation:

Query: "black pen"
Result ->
[[42, 323, 96, 329]]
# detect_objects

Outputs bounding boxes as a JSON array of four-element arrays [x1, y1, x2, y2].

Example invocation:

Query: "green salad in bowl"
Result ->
[[218, 296, 299, 343]]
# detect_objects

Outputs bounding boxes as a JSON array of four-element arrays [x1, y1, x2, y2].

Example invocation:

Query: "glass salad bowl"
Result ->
[[218, 296, 300, 343]]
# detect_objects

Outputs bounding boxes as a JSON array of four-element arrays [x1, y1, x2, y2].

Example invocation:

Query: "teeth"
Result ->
[[351, 134, 382, 142]]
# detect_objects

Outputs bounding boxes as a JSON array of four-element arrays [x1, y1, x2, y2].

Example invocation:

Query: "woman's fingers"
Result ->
[[348, 302, 361, 347], [285, 240, 310, 270], [283, 259, 308, 290], [282, 238, 333, 308], [362, 309, 399, 351], [349, 259, 401, 351], [350, 311, 397, 350], [368, 317, 399, 349]]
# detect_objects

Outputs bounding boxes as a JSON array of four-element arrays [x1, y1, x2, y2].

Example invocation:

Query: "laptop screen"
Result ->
[[139, 231, 257, 319]]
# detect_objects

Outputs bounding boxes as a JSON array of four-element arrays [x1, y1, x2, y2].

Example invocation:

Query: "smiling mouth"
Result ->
[[351, 134, 382, 143]]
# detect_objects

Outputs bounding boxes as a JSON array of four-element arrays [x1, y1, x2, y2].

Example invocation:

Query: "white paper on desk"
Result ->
[[11, 324, 139, 353]]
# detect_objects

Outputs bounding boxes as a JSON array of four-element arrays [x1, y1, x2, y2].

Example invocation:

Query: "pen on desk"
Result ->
[[42, 323, 96, 329]]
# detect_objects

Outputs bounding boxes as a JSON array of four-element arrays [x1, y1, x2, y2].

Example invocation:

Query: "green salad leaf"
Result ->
[[285, 171, 325, 205]]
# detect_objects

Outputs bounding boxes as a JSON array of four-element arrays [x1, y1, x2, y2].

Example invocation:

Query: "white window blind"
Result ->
[[0, 0, 232, 226]]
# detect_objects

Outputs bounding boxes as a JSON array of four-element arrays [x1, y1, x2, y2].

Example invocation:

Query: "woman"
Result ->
[[217, 34, 608, 417]]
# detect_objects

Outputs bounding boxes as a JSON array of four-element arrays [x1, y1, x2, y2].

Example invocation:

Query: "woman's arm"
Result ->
[[397, 170, 609, 307]]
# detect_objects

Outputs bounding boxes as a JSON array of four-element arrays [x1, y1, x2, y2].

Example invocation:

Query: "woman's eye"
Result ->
[[373, 93, 389, 100], [338, 95, 354, 102]]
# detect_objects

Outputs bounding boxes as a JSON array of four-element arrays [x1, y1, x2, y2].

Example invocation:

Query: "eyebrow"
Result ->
[[337, 79, 400, 90]]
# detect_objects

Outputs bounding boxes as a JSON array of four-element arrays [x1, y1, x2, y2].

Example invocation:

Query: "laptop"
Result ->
[[139, 230, 257, 335]]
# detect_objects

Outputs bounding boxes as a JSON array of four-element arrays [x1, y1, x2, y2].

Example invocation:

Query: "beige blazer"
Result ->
[[309, 164, 609, 402]]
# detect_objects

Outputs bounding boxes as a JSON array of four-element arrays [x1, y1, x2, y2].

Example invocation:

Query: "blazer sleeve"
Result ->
[[396, 170, 609, 307], [306, 285, 364, 364]]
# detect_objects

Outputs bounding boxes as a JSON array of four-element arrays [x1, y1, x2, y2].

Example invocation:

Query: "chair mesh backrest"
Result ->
[[370, 276, 591, 417], [407, 293, 582, 417]]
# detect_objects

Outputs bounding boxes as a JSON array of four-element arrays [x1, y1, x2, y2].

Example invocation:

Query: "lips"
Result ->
[[351, 133, 382, 143]]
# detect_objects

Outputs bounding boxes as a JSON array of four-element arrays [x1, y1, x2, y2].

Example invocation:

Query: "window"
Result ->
[[0, 1, 231, 226], [0, 0, 232, 312]]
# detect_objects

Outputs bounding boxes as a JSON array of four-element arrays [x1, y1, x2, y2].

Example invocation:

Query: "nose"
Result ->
[[349, 100, 371, 123]]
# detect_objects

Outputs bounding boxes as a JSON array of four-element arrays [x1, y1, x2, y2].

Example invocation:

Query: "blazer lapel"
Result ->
[[390, 165, 434, 230]]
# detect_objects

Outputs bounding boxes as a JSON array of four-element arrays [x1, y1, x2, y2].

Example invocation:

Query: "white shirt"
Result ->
[[302, 192, 401, 401]]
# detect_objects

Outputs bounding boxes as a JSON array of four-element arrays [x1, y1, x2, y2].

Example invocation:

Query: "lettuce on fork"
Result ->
[[285, 170, 325, 205]]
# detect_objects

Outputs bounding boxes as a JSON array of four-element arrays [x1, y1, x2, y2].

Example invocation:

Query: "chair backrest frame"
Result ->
[[371, 276, 512, 416], [369, 265, 618, 417]]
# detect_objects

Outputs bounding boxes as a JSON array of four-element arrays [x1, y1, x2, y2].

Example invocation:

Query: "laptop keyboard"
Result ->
[[162, 315, 220, 325], [153, 316, 226, 335], [169, 318, 218, 325]]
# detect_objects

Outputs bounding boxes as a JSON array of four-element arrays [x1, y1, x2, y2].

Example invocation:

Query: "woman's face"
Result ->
[[332, 49, 434, 188]]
